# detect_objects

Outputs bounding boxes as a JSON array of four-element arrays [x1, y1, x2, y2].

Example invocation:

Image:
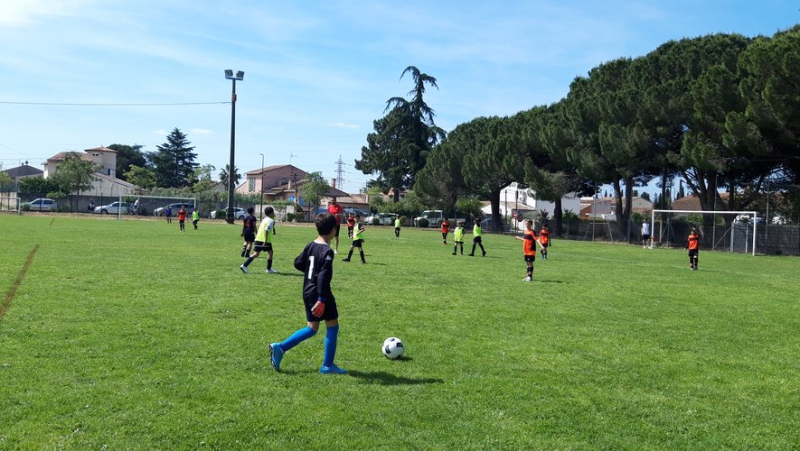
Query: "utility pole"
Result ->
[[335, 155, 345, 190]]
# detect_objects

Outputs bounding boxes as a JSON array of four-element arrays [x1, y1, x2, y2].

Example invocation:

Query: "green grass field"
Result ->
[[1, 214, 799, 449]]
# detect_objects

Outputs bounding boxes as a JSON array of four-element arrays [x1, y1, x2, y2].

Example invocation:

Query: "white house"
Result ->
[[43, 146, 138, 196], [480, 182, 582, 217]]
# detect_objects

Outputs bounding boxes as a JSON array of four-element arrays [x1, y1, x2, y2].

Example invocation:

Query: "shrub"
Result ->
[[417, 218, 429, 228], [372, 217, 381, 226]]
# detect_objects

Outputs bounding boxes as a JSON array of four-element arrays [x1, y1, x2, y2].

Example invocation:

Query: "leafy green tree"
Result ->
[[150, 128, 197, 188], [219, 164, 241, 189], [0, 172, 13, 193], [191, 164, 217, 193], [366, 186, 386, 213], [49, 152, 97, 211], [124, 165, 157, 190], [109, 144, 146, 181], [18, 177, 60, 196], [299, 172, 331, 219], [356, 66, 445, 201]]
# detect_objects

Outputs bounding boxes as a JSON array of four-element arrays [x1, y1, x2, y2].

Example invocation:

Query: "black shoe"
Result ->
[[469, 254, 474, 257], [482, 252, 486, 257], [342, 258, 351, 262], [452, 252, 456, 255]]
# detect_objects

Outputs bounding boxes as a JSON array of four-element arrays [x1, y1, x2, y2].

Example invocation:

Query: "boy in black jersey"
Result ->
[[269, 213, 346, 374], [240, 207, 257, 257]]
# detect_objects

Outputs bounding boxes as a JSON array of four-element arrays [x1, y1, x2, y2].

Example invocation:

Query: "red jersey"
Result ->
[[539, 229, 550, 245], [177, 209, 187, 221], [347, 217, 355, 227], [441, 220, 450, 234], [327, 203, 344, 222], [687, 233, 699, 250], [523, 229, 538, 256]]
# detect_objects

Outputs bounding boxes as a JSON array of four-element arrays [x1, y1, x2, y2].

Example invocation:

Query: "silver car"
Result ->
[[94, 202, 130, 215], [23, 198, 58, 212]]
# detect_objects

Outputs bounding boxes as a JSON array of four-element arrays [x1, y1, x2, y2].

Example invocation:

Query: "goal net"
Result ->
[[110, 195, 197, 220], [650, 209, 757, 256], [0, 196, 20, 215]]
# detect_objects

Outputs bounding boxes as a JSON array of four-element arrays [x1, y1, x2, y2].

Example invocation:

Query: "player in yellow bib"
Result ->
[[452, 221, 465, 255], [240, 206, 278, 274], [343, 214, 366, 263], [469, 219, 486, 257]]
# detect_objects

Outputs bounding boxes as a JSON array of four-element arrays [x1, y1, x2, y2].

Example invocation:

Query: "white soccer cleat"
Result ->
[[523, 276, 532, 282], [239, 265, 249, 274], [267, 268, 278, 274]]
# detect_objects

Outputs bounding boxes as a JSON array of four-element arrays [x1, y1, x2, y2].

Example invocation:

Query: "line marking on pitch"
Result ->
[[0, 244, 40, 324]]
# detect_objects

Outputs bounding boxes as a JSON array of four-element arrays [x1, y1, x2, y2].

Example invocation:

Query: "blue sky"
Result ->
[[0, 0, 796, 194]]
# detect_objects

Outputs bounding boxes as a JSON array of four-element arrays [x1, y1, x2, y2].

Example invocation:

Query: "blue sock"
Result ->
[[280, 326, 316, 352], [323, 325, 339, 367]]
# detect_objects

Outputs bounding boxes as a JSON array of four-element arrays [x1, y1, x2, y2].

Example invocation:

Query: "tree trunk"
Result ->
[[490, 188, 502, 232], [554, 197, 563, 236]]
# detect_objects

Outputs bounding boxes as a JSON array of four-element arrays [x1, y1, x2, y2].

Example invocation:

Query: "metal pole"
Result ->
[[225, 78, 237, 224], [259, 153, 264, 221]]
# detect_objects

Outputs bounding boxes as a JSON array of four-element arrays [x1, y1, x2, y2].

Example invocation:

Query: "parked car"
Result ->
[[413, 210, 444, 227], [365, 213, 397, 225], [153, 203, 194, 216], [22, 198, 58, 212], [344, 207, 369, 217], [210, 208, 246, 220], [94, 201, 130, 215], [480, 217, 508, 232]]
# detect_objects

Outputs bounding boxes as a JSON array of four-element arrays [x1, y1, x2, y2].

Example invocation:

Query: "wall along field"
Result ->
[[1, 215, 798, 448]]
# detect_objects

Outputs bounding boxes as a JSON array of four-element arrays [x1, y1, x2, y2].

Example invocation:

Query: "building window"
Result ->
[[280, 177, 288, 185], [248, 177, 255, 192]]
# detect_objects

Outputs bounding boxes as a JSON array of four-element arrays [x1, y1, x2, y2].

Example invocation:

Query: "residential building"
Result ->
[[481, 182, 582, 217], [43, 146, 138, 196]]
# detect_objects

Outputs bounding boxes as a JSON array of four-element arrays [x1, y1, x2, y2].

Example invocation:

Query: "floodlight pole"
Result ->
[[225, 69, 244, 224]]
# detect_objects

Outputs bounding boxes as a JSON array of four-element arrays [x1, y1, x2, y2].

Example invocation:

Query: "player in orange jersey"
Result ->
[[514, 219, 538, 282], [685, 228, 700, 270], [538, 225, 550, 260]]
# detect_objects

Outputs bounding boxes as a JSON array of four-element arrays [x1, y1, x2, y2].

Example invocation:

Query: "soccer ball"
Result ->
[[382, 337, 405, 360]]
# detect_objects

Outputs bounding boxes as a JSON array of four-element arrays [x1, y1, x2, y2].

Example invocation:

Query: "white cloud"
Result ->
[[328, 122, 360, 130], [0, 0, 93, 27], [191, 128, 213, 135], [154, 130, 167, 136]]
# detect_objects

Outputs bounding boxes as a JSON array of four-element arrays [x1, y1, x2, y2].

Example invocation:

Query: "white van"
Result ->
[[413, 210, 443, 227]]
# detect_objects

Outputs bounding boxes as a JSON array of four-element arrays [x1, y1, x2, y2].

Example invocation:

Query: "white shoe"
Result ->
[[267, 268, 278, 274], [240, 265, 249, 274], [523, 276, 532, 282], [334, 249, 338, 254]]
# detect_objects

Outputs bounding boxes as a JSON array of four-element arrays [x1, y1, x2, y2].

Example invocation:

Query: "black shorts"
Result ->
[[540, 243, 548, 249], [352, 239, 363, 248], [524, 255, 535, 263], [304, 296, 339, 322], [688, 249, 698, 258], [643, 234, 651, 240], [334, 223, 341, 237], [473, 236, 482, 243], [243, 232, 255, 243], [254, 241, 273, 252]]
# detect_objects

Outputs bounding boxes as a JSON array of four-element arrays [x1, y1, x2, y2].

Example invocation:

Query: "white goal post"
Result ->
[[651, 209, 757, 256], [110, 194, 197, 220], [0, 196, 21, 215]]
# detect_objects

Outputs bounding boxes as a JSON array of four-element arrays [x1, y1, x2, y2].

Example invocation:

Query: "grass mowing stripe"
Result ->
[[0, 244, 39, 323]]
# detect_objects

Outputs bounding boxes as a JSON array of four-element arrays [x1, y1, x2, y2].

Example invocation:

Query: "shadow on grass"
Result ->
[[536, 279, 567, 284], [347, 369, 444, 386]]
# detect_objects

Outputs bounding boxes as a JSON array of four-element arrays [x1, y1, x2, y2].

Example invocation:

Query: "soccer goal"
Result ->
[[0, 196, 21, 215], [650, 209, 757, 256], [110, 195, 197, 220]]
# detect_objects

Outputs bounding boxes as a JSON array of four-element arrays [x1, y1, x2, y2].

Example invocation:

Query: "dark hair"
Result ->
[[316, 213, 338, 235], [247, 207, 255, 214], [264, 206, 275, 216]]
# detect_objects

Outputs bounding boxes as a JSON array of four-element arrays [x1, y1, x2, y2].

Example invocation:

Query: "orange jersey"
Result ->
[[523, 229, 538, 256], [539, 230, 550, 245], [177, 209, 187, 221], [687, 233, 699, 250], [347, 217, 355, 227], [441, 220, 450, 234]]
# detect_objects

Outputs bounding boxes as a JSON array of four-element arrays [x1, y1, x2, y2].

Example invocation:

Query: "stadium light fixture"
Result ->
[[224, 69, 244, 224]]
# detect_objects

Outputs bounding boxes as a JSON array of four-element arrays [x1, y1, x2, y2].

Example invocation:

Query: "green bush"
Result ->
[[21, 204, 30, 212], [214, 210, 226, 219], [372, 217, 381, 226], [417, 218, 429, 228]]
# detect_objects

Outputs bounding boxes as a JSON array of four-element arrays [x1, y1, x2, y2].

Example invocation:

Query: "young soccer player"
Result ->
[[685, 227, 700, 270], [177, 207, 187, 231], [469, 218, 486, 257], [452, 221, 465, 255], [240, 207, 257, 257], [165, 205, 172, 223], [394, 215, 401, 238], [327, 197, 344, 253], [240, 206, 277, 274], [641, 220, 652, 249], [269, 213, 346, 374], [515, 219, 537, 282], [342, 214, 366, 263], [192, 209, 200, 230], [538, 225, 550, 260], [440, 218, 450, 245], [346, 213, 355, 239]]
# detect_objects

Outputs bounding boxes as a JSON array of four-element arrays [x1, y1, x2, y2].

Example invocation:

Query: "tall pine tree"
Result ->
[[150, 128, 198, 188]]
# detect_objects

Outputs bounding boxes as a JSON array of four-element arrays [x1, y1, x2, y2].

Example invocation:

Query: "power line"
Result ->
[[0, 101, 229, 107]]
